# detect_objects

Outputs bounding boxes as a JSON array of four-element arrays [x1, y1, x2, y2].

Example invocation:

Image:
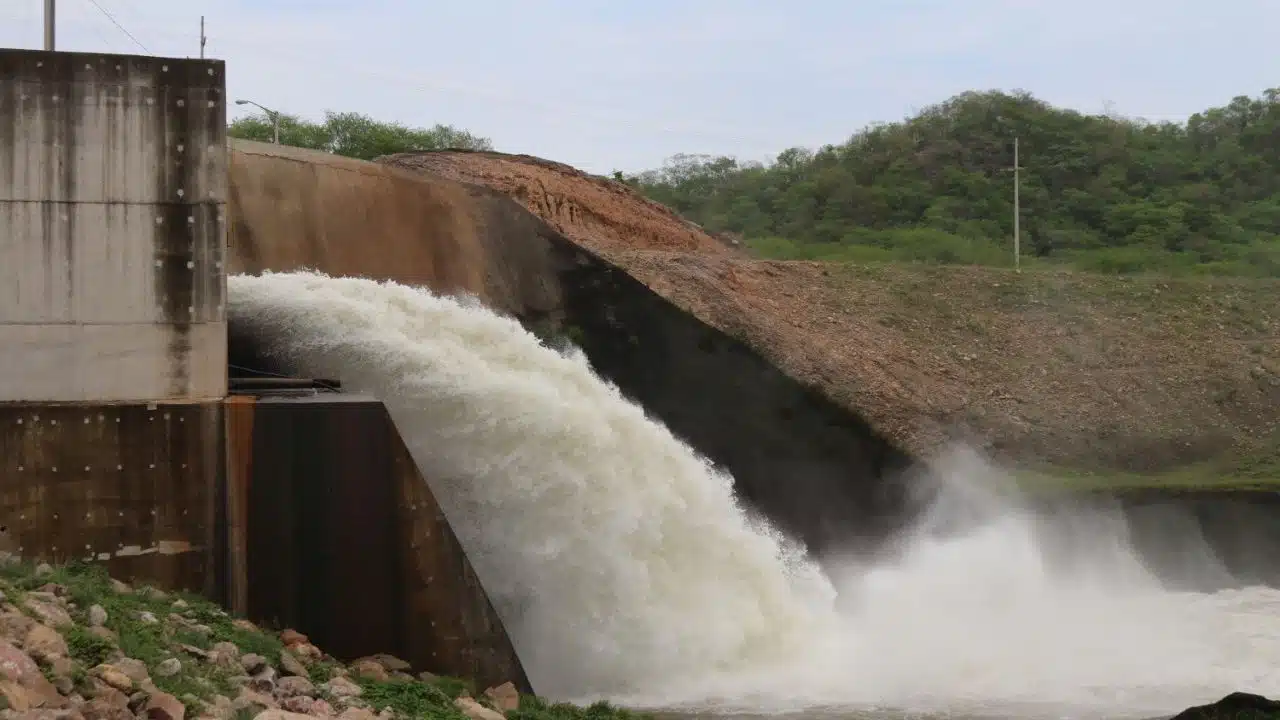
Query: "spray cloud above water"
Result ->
[[229, 270, 1280, 719]]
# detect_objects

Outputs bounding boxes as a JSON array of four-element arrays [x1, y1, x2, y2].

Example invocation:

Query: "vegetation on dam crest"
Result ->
[[0, 560, 641, 720]]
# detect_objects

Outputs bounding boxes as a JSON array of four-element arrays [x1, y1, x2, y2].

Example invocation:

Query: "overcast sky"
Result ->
[[2, 0, 1277, 174]]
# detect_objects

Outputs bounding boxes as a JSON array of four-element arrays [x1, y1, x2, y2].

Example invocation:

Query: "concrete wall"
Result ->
[[223, 393, 529, 691], [0, 401, 224, 596], [228, 139, 563, 321], [0, 49, 227, 401]]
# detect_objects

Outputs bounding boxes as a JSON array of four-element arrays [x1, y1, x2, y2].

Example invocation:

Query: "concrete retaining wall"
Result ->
[[0, 49, 227, 401], [227, 139, 563, 320], [0, 401, 224, 595], [223, 392, 529, 690]]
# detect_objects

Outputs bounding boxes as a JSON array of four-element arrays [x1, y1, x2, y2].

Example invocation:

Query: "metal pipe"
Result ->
[[229, 377, 342, 391]]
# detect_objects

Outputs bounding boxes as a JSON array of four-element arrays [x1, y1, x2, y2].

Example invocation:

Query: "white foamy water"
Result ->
[[229, 270, 1280, 719]]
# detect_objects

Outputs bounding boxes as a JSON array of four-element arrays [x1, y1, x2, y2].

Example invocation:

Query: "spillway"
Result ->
[[228, 270, 1280, 719]]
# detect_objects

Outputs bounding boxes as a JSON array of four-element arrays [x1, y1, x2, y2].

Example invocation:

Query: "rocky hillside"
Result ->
[[378, 151, 1280, 483], [0, 560, 641, 720]]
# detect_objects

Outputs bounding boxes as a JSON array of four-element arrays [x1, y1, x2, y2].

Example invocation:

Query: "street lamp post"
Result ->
[[43, 0, 55, 51], [234, 99, 280, 144]]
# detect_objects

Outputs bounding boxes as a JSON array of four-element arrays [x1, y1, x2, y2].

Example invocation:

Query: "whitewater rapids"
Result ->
[[229, 270, 1280, 719]]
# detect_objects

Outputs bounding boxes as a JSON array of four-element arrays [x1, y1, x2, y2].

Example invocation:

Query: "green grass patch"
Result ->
[[430, 675, 475, 700], [307, 659, 343, 684], [62, 625, 114, 667], [1014, 447, 1280, 494], [0, 562, 239, 707], [511, 696, 647, 720], [356, 678, 464, 719]]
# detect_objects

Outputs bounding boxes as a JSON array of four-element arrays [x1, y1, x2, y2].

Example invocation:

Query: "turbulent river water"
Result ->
[[228, 270, 1280, 720]]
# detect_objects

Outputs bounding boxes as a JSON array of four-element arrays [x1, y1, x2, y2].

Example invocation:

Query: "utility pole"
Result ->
[[1013, 136, 1021, 273], [43, 0, 55, 51], [199, 16, 206, 58]]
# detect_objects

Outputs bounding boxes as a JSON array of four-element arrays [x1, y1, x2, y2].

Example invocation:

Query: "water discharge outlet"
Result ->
[[226, 270, 1280, 718]]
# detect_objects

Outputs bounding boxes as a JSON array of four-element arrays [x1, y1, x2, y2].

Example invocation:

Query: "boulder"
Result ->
[[143, 689, 186, 720], [273, 676, 314, 699], [320, 677, 361, 699], [282, 696, 319, 715], [483, 682, 520, 712], [23, 624, 68, 663], [81, 695, 135, 720], [239, 654, 268, 676], [290, 644, 322, 662], [87, 605, 108, 628], [232, 688, 276, 713], [278, 650, 307, 678], [21, 595, 72, 628], [80, 683, 131, 720], [251, 711, 313, 720], [0, 611, 35, 643], [360, 654, 409, 673], [110, 658, 148, 685], [0, 639, 63, 708], [349, 660, 387, 683], [278, 630, 307, 647], [210, 642, 241, 669], [453, 697, 504, 720], [89, 666, 131, 693]]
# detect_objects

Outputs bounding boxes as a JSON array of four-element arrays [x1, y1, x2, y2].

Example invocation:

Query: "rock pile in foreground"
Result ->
[[0, 561, 642, 720]]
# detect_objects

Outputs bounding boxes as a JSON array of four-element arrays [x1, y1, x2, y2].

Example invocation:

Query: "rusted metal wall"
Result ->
[[0, 49, 227, 401], [0, 401, 223, 595], [225, 394, 529, 691]]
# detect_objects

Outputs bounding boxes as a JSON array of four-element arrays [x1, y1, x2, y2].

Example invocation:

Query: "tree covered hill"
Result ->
[[625, 88, 1280, 276]]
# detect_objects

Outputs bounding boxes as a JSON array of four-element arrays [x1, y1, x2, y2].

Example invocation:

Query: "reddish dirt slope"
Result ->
[[379, 151, 1280, 475], [379, 151, 739, 259]]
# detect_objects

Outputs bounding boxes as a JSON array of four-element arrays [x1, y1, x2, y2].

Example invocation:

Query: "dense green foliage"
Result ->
[[627, 89, 1280, 276], [228, 110, 492, 160]]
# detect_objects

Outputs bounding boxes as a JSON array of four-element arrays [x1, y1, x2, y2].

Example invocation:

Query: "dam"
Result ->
[[0, 47, 526, 692], [6, 45, 1280, 718]]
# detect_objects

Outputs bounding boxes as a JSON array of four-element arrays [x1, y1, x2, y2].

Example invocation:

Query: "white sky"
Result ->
[[2, 0, 1277, 174]]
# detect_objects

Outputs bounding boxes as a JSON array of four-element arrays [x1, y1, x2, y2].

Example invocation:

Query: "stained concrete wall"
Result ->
[[227, 139, 563, 321], [0, 49, 227, 401], [0, 401, 224, 596]]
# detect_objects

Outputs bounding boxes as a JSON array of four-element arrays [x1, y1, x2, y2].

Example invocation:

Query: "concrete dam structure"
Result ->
[[0, 48, 526, 692]]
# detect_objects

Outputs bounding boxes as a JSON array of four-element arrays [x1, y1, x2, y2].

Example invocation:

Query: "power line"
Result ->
[[82, 0, 147, 53]]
